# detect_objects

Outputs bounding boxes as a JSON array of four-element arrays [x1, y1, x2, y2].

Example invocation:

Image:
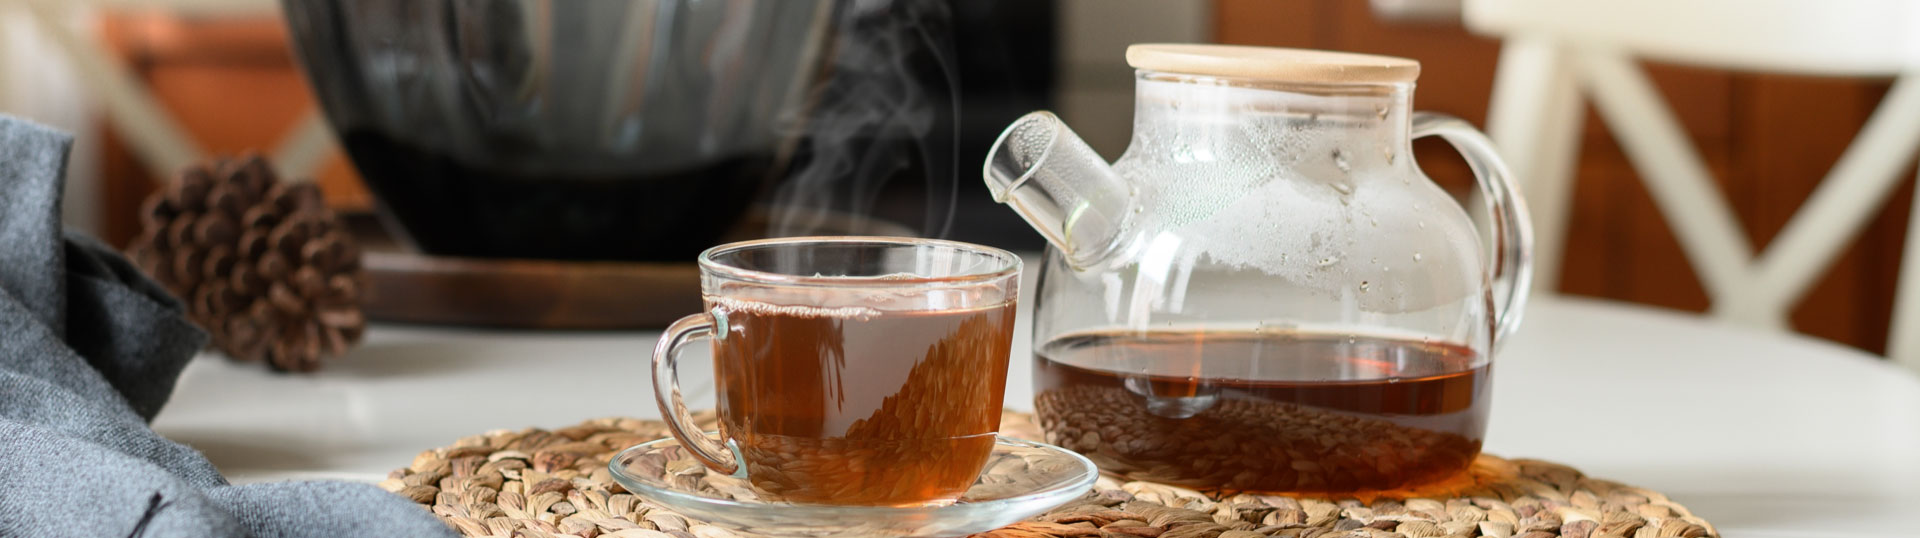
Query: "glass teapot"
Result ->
[[984, 45, 1532, 493]]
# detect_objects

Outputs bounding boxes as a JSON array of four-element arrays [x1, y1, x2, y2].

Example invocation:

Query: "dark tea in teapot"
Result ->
[[1033, 329, 1488, 493]]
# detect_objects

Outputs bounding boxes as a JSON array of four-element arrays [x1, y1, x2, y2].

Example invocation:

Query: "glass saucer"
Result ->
[[608, 434, 1097, 537]]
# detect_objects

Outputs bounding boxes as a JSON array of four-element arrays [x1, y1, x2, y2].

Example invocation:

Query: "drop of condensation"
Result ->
[[1417, 220, 1427, 229], [1370, 217, 1378, 227], [1318, 256, 1340, 267], [1359, 281, 1370, 292], [1333, 149, 1351, 172], [1413, 252, 1424, 262], [1331, 181, 1354, 196], [1384, 146, 1396, 165], [1376, 106, 1389, 120]]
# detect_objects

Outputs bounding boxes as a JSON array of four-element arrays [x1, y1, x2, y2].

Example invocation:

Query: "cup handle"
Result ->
[[1411, 112, 1535, 349], [652, 312, 739, 475]]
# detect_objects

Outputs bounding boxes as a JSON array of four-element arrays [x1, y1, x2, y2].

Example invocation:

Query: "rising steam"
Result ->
[[768, 0, 960, 239]]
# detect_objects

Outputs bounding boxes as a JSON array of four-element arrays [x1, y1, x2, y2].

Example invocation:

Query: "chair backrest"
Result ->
[[1466, 0, 1920, 371], [1469, 0, 1920, 77], [4, 0, 329, 182]]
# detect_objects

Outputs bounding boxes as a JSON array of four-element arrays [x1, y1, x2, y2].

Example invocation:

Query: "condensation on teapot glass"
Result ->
[[983, 112, 1136, 269], [987, 73, 1482, 318], [1135, 78, 1480, 316]]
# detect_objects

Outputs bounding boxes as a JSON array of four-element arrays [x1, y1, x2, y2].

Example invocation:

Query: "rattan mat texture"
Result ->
[[385, 412, 1717, 538]]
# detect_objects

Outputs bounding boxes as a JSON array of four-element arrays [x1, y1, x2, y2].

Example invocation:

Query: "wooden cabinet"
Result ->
[[1216, 0, 1914, 355]]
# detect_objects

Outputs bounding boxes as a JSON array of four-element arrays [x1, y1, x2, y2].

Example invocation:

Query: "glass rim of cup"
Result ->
[[697, 236, 1022, 287]]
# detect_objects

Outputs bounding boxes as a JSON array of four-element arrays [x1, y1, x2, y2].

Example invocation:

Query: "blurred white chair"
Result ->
[[3, 0, 334, 181], [1465, 0, 1920, 370]]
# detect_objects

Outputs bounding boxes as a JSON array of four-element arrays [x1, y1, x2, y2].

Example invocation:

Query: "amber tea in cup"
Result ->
[[652, 237, 1021, 506]]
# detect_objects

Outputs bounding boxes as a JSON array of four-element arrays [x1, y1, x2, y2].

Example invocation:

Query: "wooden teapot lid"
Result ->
[[1126, 44, 1420, 84]]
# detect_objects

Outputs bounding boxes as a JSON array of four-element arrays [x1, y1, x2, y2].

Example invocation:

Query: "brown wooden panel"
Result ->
[[1560, 130, 1713, 311], [1643, 64, 1734, 145], [147, 66, 312, 155], [1852, 178, 1915, 353], [1749, 76, 1874, 347], [1212, 0, 1322, 47]]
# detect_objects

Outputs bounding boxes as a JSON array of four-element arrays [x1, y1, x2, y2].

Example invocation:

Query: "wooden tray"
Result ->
[[349, 211, 910, 329]]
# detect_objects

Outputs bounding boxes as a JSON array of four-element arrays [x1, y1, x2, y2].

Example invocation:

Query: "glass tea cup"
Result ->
[[652, 237, 1022, 506]]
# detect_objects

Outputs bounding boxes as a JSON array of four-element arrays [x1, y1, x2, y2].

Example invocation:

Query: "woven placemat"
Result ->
[[384, 412, 1717, 538]]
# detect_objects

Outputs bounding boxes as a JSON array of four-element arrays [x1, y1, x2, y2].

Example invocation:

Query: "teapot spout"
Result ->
[[983, 111, 1135, 268]]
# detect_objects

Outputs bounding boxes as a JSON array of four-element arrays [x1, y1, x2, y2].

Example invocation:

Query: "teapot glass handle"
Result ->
[[1411, 112, 1534, 349]]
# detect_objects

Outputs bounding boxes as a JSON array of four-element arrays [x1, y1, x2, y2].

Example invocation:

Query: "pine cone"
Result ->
[[129, 155, 365, 372]]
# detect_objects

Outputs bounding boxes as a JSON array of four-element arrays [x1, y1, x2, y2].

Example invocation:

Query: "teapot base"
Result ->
[[1032, 329, 1487, 494]]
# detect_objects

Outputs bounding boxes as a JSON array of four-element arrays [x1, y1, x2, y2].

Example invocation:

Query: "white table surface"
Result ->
[[152, 268, 1920, 538]]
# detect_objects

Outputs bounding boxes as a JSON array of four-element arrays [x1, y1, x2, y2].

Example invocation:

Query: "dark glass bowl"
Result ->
[[282, 0, 831, 261]]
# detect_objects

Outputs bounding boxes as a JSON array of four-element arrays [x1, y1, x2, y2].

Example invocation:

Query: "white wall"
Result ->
[[0, 5, 102, 235]]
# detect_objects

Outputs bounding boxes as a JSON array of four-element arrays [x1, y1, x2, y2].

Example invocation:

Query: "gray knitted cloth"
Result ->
[[0, 116, 455, 537]]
